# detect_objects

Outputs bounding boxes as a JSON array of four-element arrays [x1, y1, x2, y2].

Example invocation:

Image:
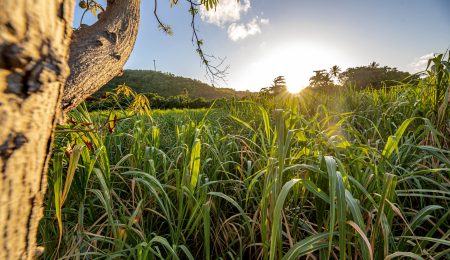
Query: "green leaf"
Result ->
[[282, 232, 330, 260], [189, 139, 201, 190], [382, 117, 416, 158], [269, 179, 300, 260]]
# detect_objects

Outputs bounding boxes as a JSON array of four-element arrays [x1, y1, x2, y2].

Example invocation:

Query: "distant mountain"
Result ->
[[95, 70, 252, 99]]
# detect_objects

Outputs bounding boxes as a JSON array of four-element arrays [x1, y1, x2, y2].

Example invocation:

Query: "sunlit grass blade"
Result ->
[[282, 233, 330, 260], [323, 156, 337, 259], [203, 201, 211, 260], [61, 145, 83, 205], [208, 191, 254, 242], [385, 252, 425, 260], [382, 117, 416, 158], [189, 138, 201, 191], [345, 190, 372, 260], [149, 236, 180, 260], [269, 179, 300, 260], [346, 221, 373, 260]]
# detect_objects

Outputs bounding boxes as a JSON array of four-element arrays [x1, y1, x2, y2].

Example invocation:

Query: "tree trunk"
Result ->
[[62, 0, 140, 112], [1, 0, 141, 257], [0, 0, 74, 258]]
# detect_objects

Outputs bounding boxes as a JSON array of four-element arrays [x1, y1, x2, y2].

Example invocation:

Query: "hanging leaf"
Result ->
[[80, 134, 93, 151], [108, 112, 118, 133]]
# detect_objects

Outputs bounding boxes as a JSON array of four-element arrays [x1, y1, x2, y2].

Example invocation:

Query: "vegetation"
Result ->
[[305, 63, 413, 92], [87, 69, 257, 111], [339, 63, 414, 89], [91, 63, 413, 110], [260, 76, 288, 96], [309, 70, 335, 89], [87, 87, 218, 111], [97, 70, 251, 99], [38, 54, 449, 259]]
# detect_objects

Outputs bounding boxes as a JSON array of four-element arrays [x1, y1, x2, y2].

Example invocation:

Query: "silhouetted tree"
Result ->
[[339, 64, 412, 89], [369, 61, 380, 68], [309, 70, 334, 89], [260, 76, 288, 96], [329, 65, 342, 81]]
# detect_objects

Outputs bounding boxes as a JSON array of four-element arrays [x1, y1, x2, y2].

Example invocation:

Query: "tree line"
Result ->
[[97, 69, 251, 99], [261, 62, 415, 96], [87, 90, 217, 110]]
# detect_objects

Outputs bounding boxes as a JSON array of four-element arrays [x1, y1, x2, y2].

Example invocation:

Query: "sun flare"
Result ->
[[285, 77, 305, 93], [235, 41, 349, 93]]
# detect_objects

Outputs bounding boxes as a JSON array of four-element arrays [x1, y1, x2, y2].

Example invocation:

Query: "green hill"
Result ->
[[96, 70, 251, 99]]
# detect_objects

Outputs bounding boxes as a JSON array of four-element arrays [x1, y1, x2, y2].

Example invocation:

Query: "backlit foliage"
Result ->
[[38, 53, 449, 259]]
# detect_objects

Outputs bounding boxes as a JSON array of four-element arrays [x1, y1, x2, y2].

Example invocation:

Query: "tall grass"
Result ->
[[38, 54, 449, 259]]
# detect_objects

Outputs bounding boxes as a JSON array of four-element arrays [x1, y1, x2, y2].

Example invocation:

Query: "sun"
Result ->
[[234, 41, 346, 93], [285, 77, 306, 94]]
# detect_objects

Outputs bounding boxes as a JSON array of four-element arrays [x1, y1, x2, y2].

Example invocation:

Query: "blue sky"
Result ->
[[75, 0, 450, 92]]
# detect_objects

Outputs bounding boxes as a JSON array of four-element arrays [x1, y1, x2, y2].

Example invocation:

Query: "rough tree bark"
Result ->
[[0, 1, 74, 258], [62, 0, 140, 112], [0, 0, 140, 258]]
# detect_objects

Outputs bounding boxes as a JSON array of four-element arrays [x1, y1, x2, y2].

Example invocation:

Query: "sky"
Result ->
[[74, 0, 450, 92]]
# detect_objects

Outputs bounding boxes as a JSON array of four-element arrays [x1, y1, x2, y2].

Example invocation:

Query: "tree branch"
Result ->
[[62, 0, 140, 112], [154, 0, 173, 35], [187, 0, 228, 85]]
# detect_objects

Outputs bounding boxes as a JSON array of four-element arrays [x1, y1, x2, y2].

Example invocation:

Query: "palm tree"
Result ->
[[309, 70, 332, 88], [260, 76, 287, 96], [271, 76, 287, 95], [369, 61, 380, 68], [329, 65, 341, 80]]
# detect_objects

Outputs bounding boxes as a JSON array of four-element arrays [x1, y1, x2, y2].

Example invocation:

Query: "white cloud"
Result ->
[[200, 1, 269, 41], [227, 18, 269, 41], [200, 0, 251, 26], [410, 53, 435, 71]]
